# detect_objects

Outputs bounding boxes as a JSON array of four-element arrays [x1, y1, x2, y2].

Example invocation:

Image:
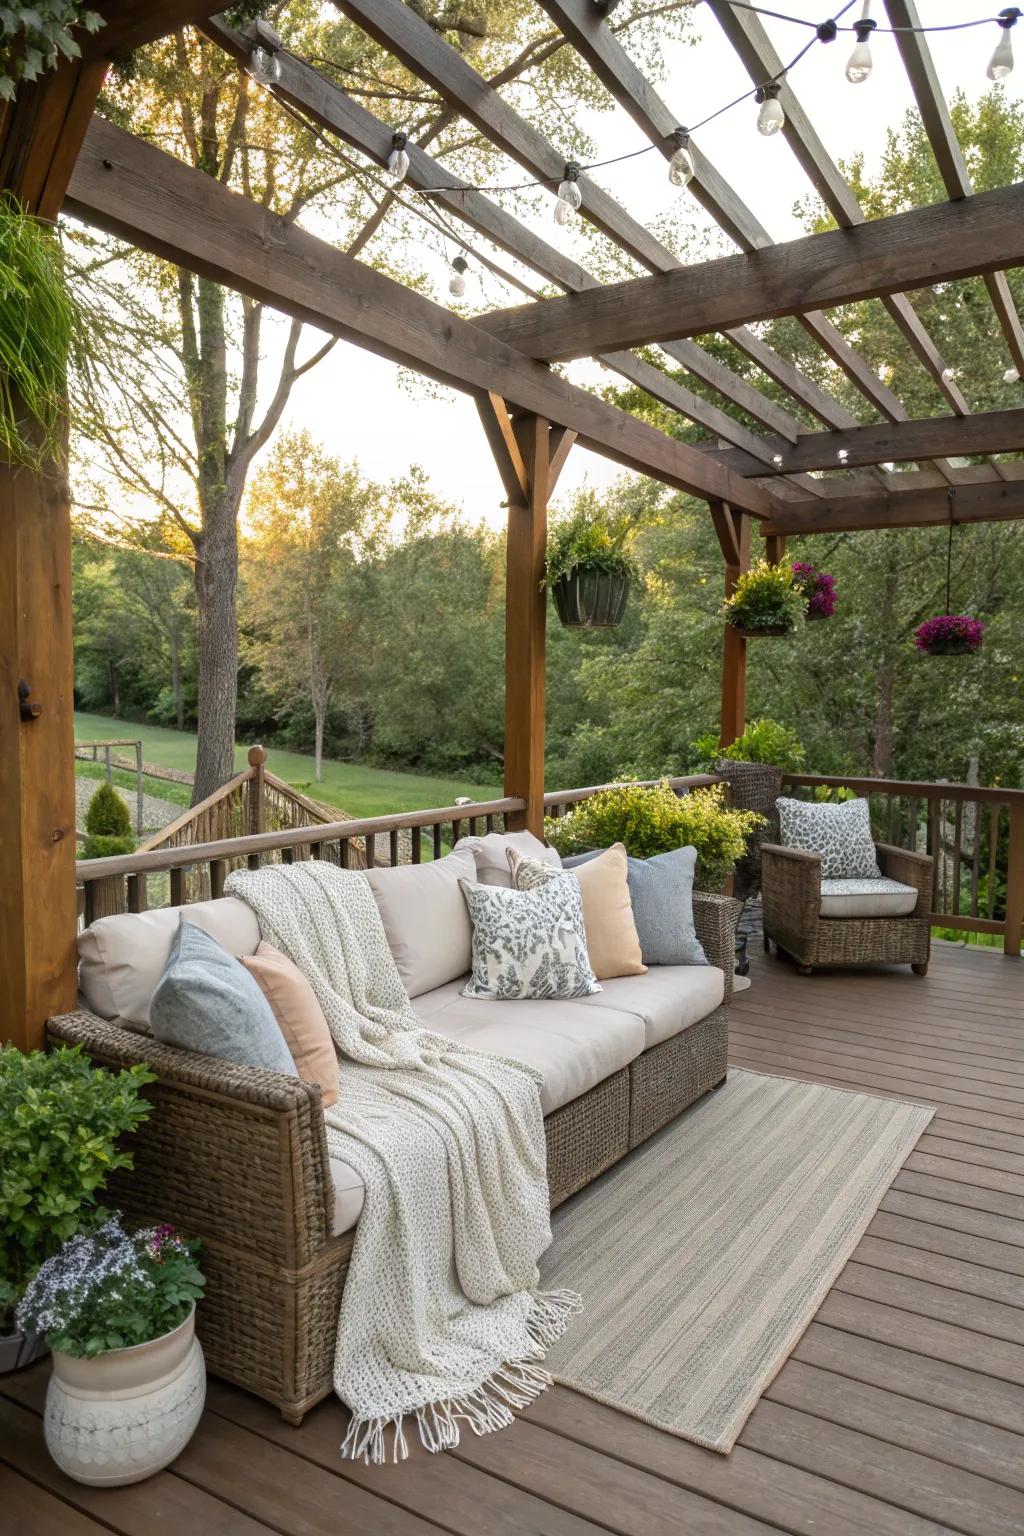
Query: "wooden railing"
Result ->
[[544, 775, 721, 817], [782, 774, 1024, 956]]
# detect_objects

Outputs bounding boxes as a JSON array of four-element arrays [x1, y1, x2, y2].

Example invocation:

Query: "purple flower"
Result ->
[[914, 614, 985, 654], [791, 562, 836, 618]]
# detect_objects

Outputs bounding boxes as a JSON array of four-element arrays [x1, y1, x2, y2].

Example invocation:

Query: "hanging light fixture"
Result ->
[[554, 162, 583, 225], [845, 1, 877, 83], [249, 44, 281, 86], [987, 7, 1021, 80], [448, 255, 469, 298], [755, 83, 785, 136], [387, 131, 410, 183], [668, 128, 695, 188]]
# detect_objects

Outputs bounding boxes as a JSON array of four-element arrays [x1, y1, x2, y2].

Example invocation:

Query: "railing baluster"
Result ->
[[485, 814, 495, 833], [988, 806, 1000, 921], [281, 847, 294, 865], [209, 859, 227, 899], [127, 873, 148, 914], [170, 867, 185, 906], [951, 799, 963, 918], [433, 823, 443, 861], [365, 833, 376, 869], [1004, 803, 1024, 956], [927, 797, 940, 909], [389, 829, 399, 866], [411, 826, 422, 864], [247, 852, 260, 871], [339, 838, 351, 870], [971, 803, 982, 917]]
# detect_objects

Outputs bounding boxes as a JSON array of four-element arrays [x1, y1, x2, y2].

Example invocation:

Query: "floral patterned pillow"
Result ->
[[776, 796, 880, 880], [458, 875, 601, 1000]]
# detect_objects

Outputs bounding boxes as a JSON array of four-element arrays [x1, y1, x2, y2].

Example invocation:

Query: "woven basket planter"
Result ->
[[727, 622, 792, 639], [552, 568, 630, 629], [715, 759, 784, 903], [919, 637, 978, 656]]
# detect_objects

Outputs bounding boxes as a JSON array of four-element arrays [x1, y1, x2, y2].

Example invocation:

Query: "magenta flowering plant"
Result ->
[[790, 561, 836, 619], [914, 614, 985, 656]]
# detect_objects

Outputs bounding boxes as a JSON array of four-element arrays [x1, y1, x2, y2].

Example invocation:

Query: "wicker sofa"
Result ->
[[49, 884, 738, 1426], [761, 840, 933, 975]]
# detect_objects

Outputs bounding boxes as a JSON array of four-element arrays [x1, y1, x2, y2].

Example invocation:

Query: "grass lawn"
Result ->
[[73, 713, 500, 817]]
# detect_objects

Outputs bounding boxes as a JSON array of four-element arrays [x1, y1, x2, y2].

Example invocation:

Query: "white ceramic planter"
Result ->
[[44, 1306, 205, 1486]]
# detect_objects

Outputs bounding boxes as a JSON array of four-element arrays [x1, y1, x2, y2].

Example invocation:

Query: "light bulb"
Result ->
[[772, 453, 783, 468], [249, 46, 281, 86], [837, 448, 849, 464], [668, 128, 694, 188], [755, 85, 785, 137], [554, 163, 582, 225], [387, 132, 409, 183], [941, 365, 956, 383], [448, 256, 468, 299], [846, 7, 876, 84], [987, 9, 1020, 80], [1004, 367, 1021, 383]]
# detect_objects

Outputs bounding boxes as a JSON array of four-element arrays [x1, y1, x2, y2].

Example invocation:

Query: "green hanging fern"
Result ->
[[0, 197, 75, 468]]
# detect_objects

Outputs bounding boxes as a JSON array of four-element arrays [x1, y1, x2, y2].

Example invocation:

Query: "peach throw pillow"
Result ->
[[240, 941, 338, 1107], [572, 843, 646, 979]]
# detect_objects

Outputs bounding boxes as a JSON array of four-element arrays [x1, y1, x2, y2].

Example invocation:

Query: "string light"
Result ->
[[941, 365, 957, 382], [448, 254, 468, 298], [755, 82, 785, 135], [772, 453, 784, 466], [846, 1, 877, 82], [668, 128, 695, 188], [554, 162, 582, 225], [249, 45, 281, 86], [837, 448, 849, 463], [387, 131, 410, 183], [987, 7, 1021, 77]]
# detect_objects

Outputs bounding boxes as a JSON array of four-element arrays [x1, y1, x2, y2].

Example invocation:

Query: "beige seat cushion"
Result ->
[[330, 1155, 366, 1236], [365, 848, 476, 998], [78, 897, 261, 1032], [415, 978, 645, 1114], [568, 966, 726, 1051], [240, 942, 339, 1108], [455, 829, 560, 889], [819, 877, 919, 919]]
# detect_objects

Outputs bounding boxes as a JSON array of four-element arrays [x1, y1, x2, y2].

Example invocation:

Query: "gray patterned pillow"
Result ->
[[459, 876, 600, 1000], [776, 796, 880, 879]]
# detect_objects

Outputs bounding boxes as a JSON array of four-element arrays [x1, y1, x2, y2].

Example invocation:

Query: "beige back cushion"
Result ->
[[78, 896, 261, 1032], [240, 942, 339, 1106], [455, 829, 561, 889], [365, 848, 477, 999]]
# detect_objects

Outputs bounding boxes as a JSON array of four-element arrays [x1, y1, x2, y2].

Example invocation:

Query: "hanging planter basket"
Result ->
[[727, 621, 793, 639], [552, 566, 631, 629], [722, 559, 805, 640], [791, 561, 836, 623], [914, 615, 985, 657]]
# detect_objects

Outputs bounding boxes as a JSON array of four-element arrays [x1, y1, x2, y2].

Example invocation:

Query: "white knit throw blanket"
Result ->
[[224, 860, 580, 1464]]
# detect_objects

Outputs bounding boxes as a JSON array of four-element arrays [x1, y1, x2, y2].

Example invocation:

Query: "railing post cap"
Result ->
[[248, 745, 267, 767]]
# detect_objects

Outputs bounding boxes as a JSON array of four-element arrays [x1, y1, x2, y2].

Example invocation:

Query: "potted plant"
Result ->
[[693, 720, 806, 909], [544, 779, 762, 893], [17, 1217, 206, 1486], [790, 561, 836, 621], [0, 1044, 154, 1372], [544, 505, 640, 629], [914, 614, 985, 657], [82, 781, 135, 858], [722, 560, 805, 638]]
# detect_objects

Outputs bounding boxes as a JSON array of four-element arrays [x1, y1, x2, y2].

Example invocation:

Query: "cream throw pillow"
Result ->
[[509, 843, 646, 981], [240, 941, 339, 1107]]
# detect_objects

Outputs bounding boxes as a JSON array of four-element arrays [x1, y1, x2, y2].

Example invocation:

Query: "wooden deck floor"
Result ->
[[4, 940, 1024, 1536]]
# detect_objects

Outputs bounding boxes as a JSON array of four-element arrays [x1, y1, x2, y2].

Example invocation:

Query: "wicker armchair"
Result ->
[[761, 841, 933, 975], [48, 890, 739, 1427]]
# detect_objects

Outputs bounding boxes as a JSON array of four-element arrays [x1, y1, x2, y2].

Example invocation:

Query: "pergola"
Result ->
[[2, 0, 1022, 1049]]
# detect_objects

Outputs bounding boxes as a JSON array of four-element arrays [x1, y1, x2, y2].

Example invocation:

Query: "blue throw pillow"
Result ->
[[150, 921, 297, 1074], [563, 847, 707, 967]]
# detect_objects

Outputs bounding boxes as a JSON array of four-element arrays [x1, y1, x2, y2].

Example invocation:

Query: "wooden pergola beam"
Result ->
[[763, 478, 1024, 536], [64, 116, 773, 514], [711, 409, 1024, 477], [477, 181, 1024, 362]]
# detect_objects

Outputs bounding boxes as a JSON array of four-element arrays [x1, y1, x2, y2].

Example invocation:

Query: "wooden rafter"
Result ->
[[477, 182, 1024, 360], [63, 116, 773, 514], [711, 408, 1024, 477], [763, 477, 1024, 535]]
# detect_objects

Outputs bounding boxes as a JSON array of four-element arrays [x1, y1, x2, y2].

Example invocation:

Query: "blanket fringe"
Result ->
[[339, 1287, 582, 1465]]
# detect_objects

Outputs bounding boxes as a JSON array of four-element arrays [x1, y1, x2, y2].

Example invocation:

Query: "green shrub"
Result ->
[[0, 1045, 155, 1321], [545, 780, 762, 892], [85, 781, 132, 838], [0, 197, 77, 467], [723, 560, 805, 634], [544, 505, 641, 589], [692, 719, 806, 774], [81, 833, 136, 859]]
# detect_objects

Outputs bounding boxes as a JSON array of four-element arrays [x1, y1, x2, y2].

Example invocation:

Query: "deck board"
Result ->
[[4, 940, 1023, 1534]]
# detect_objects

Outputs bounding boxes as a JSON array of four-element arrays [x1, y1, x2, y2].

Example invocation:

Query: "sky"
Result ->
[[253, 1, 1022, 528]]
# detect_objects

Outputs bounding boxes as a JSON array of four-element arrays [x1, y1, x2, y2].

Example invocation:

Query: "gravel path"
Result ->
[[75, 776, 183, 837]]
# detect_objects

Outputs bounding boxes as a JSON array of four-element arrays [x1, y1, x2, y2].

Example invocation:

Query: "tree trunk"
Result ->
[[192, 495, 239, 803], [314, 708, 325, 783], [871, 564, 898, 779]]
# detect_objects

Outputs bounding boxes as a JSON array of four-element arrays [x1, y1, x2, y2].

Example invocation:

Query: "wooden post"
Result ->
[[248, 744, 267, 837], [765, 532, 786, 566], [135, 740, 143, 835], [477, 395, 575, 836], [1005, 802, 1024, 957], [709, 501, 751, 749]]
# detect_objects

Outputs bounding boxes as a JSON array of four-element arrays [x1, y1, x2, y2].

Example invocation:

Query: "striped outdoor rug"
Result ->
[[539, 1068, 933, 1453]]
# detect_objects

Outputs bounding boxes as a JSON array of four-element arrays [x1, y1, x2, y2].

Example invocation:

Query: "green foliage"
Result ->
[[545, 504, 642, 589], [17, 1218, 205, 1357], [0, 198, 75, 466], [0, 1046, 154, 1317], [692, 719, 807, 774], [0, 2, 103, 101], [545, 780, 762, 892], [81, 833, 136, 859], [723, 560, 805, 635], [85, 781, 132, 838]]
